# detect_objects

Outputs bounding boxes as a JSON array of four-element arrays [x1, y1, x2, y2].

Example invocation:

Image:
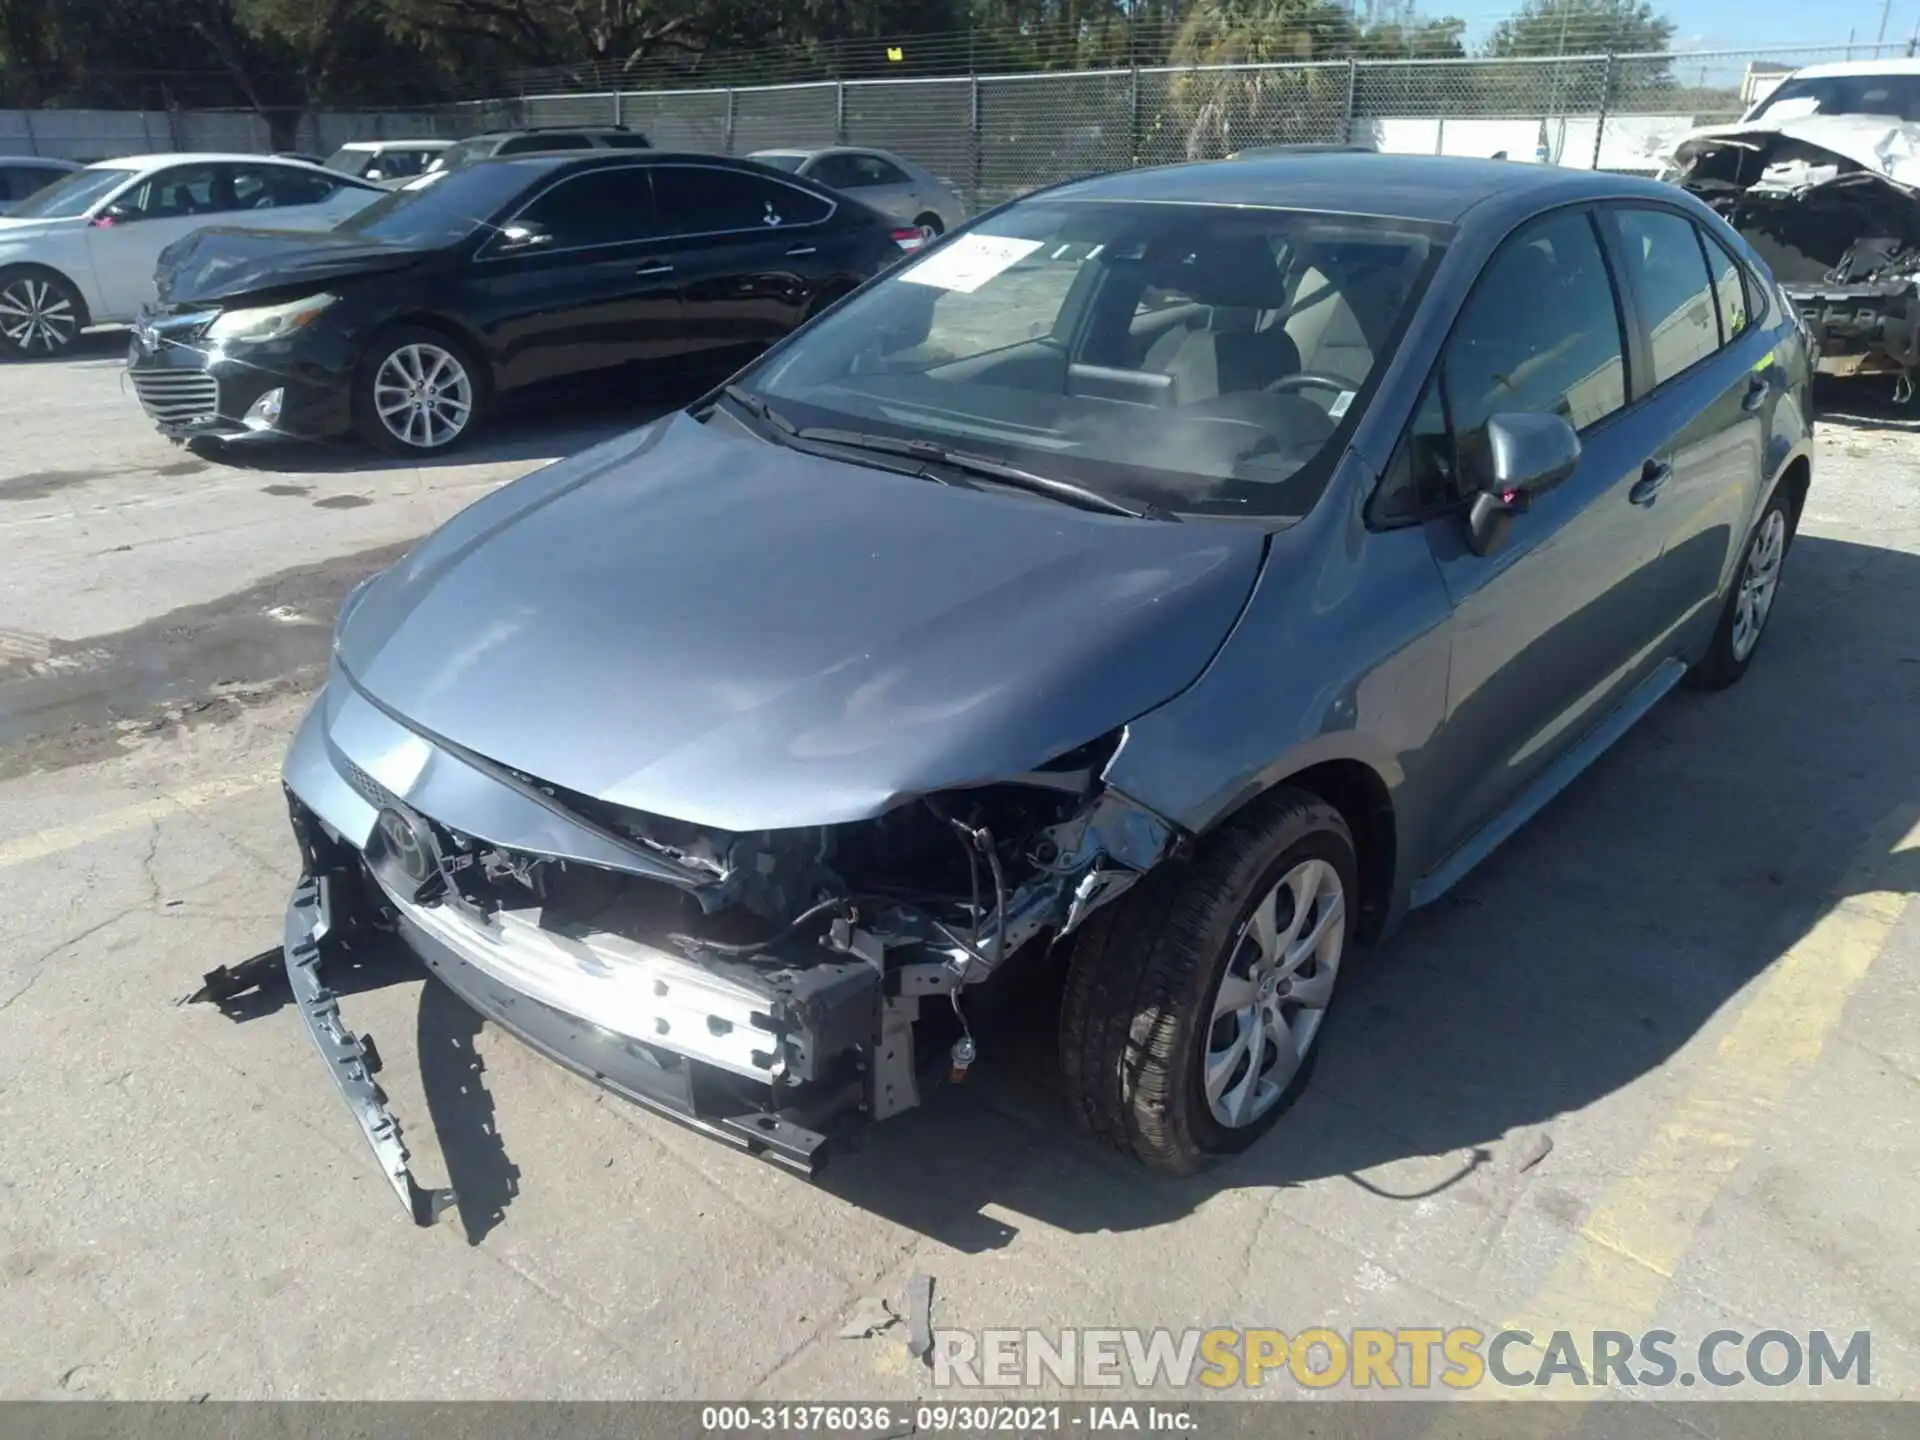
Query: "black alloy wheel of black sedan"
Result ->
[[128, 153, 918, 454]]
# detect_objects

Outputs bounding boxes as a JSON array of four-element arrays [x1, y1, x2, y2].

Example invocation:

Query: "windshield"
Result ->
[[331, 163, 530, 247], [1749, 72, 1920, 122], [753, 153, 807, 172], [324, 148, 372, 177], [737, 199, 1445, 519], [6, 166, 135, 220]]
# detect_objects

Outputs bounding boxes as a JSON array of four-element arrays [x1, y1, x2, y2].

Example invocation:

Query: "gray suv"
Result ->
[[242, 152, 1813, 1222]]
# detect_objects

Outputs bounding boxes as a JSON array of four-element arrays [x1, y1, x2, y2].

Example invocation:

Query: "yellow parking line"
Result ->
[[1488, 801, 1920, 1414], [0, 771, 276, 871]]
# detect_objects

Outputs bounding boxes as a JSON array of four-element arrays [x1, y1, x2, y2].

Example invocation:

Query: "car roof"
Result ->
[[3, 156, 80, 168], [340, 139, 451, 151], [82, 152, 326, 174], [1047, 152, 1681, 225], [751, 145, 904, 161], [1777, 58, 1920, 80]]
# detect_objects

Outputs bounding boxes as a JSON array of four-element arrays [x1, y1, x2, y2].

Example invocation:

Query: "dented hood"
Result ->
[[336, 414, 1267, 832], [1672, 115, 1920, 189], [155, 226, 433, 306]]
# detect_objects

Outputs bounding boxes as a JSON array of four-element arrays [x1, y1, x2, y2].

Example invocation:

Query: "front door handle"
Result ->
[[1630, 459, 1673, 507], [1742, 373, 1769, 412], [785, 244, 817, 257], [635, 262, 674, 277]]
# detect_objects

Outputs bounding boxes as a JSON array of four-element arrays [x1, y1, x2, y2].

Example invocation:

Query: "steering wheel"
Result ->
[[1265, 372, 1352, 398]]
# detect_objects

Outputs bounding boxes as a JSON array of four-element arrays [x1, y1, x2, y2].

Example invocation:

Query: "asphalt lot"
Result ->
[[1, 337, 1918, 1413]]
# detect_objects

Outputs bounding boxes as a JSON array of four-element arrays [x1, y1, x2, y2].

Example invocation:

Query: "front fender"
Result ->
[[1101, 454, 1454, 917]]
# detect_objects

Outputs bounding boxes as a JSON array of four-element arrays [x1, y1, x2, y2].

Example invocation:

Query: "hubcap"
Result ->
[[0, 278, 77, 353], [1731, 508, 1787, 661], [373, 343, 473, 449], [1203, 857, 1346, 1129]]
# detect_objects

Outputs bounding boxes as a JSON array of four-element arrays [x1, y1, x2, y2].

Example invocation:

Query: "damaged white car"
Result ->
[[1669, 59, 1920, 385]]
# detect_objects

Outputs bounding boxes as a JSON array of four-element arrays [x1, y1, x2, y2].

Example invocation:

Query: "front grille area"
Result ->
[[130, 369, 220, 425]]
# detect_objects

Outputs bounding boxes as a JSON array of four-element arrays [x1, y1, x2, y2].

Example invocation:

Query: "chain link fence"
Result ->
[[511, 40, 1909, 209]]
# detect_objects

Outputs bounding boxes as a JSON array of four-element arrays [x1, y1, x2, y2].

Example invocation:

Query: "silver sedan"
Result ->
[[747, 146, 967, 234]]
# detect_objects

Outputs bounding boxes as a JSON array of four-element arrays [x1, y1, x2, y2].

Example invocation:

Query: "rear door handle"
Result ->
[[635, 262, 673, 277], [1630, 460, 1673, 507], [785, 244, 817, 257], [1742, 373, 1769, 412]]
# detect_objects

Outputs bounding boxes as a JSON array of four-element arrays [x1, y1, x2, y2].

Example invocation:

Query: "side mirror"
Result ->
[[90, 202, 137, 228], [496, 223, 552, 252], [1463, 412, 1580, 557]]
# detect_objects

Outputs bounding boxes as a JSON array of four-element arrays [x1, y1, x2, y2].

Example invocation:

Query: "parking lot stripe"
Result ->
[[0, 771, 275, 871], [1499, 801, 1920, 1377]]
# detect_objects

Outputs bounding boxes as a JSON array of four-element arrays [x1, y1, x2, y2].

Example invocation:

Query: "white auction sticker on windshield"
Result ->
[[898, 234, 1045, 293]]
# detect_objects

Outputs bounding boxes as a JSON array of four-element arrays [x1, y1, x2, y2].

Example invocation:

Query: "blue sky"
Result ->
[[1448, 0, 1920, 53]]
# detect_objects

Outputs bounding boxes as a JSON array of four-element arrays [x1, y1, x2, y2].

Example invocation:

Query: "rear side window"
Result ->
[[1700, 230, 1753, 342], [514, 166, 657, 249], [1442, 208, 1628, 491], [601, 133, 654, 150], [1614, 207, 1720, 385], [241, 164, 340, 208], [651, 166, 831, 237], [813, 152, 910, 188]]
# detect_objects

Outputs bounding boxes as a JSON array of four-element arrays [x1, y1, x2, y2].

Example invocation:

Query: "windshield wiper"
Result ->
[[794, 427, 1171, 520], [719, 383, 798, 441]]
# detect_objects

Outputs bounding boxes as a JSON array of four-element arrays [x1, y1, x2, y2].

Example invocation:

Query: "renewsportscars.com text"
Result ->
[[933, 1327, 1871, 1391]]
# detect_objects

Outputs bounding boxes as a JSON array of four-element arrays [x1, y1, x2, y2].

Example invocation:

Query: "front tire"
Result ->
[[1060, 787, 1357, 1174], [0, 268, 86, 359], [352, 325, 486, 455], [913, 212, 945, 238], [1689, 488, 1793, 690]]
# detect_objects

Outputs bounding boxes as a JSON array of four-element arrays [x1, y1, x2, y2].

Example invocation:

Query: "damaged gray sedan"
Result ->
[[255, 153, 1813, 1221]]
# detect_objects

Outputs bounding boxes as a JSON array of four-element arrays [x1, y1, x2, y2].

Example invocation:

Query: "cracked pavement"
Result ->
[[1, 345, 1918, 1406]]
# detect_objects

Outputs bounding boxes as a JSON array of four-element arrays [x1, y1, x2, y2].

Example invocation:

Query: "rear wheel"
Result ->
[[1689, 488, 1793, 689], [0, 268, 85, 359], [1060, 787, 1357, 1174], [913, 212, 944, 238], [353, 326, 486, 455]]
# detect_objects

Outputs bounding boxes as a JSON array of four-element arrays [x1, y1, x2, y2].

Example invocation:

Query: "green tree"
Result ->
[[1484, 0, 1675, 58]]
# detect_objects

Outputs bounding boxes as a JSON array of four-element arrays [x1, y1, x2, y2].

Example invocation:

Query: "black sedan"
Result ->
[[127, 153, 918, 452]]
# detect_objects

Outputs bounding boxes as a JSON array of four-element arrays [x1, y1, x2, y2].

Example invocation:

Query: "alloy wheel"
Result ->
[[373, 342, 474, 449], [0, 277, 78, 354], [1731, 507, 1788, 662], [1203, 856, 1346, 1128]]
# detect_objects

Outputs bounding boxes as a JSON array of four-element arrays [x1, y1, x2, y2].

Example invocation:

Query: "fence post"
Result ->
[[724, 87, 737, 155], [20, 107, 37, 157], [1128, 62, 1141, 168], [1343, 57, 1358, 144], [1592, 49, 1616, 171], [969, 74, 983, 207], [835, 80, 846, 145], [612, 87, 622, 129]]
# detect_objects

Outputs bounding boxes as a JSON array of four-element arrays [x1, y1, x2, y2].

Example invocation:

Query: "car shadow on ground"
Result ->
[[195, 534, 1920, 1250], [808, 530, 1920, 1248]]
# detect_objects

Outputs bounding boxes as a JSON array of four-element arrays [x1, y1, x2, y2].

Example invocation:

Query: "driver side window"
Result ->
[[1383, 208, 1628, 519]]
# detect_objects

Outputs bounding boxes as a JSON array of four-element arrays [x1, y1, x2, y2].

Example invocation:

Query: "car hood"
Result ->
[[337, 413, 1268, 832], [154, 226, 433, 306], [1672, 115, 1920, 190]]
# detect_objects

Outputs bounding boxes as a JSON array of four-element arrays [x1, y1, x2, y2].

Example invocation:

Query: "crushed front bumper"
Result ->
[[263, 780, 881, 1224], [1783, 279, 1920, 378]]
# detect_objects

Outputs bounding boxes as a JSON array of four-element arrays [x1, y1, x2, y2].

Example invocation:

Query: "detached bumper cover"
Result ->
[[282, 874, 457, 1226]]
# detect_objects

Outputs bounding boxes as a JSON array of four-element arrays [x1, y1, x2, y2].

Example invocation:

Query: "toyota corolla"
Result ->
[[215, 152, 1813, 1222]]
